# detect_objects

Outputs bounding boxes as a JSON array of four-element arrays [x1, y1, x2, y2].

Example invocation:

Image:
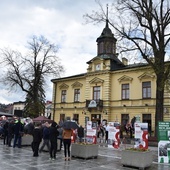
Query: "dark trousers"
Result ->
[[39, 139, 50, 151], [8, 133, 13, 146], [13, 134, 22, 148], [32, 142, 40, 156], [50, 140, 57, 159], [60, 138, 63, 150], [105, 131, 108, 143], [3, 132, 8, 145], [63, 139, 71, 157]]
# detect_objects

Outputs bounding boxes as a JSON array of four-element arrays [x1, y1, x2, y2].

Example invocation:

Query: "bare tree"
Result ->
[[0, 36, 64, 117], [84, 0, 170, 138]]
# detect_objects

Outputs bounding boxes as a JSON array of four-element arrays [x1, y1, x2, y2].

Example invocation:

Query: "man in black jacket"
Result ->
[[49, 122, 59, 160], [32, 123, 42, 157], [13, 118, 24, 148], [3, 121, 9, 145], [8, 119, 14, 147]]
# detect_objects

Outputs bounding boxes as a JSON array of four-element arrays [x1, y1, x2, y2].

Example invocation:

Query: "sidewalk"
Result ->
[[0, 142, 170, 170]]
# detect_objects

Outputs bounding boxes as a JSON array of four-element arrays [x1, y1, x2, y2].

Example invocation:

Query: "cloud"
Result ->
[[0, 0, 110, 104], [0, 88, 26, 104]]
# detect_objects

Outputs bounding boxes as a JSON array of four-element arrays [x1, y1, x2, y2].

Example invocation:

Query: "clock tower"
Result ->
[[87, 5, 125, 72], [96, 6, 117, 56]]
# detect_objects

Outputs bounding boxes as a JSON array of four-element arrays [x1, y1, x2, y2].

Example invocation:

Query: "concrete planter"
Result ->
[[121, 149, 153, 170], [22, 134, 33, 146], [71, 143, 98, 159]]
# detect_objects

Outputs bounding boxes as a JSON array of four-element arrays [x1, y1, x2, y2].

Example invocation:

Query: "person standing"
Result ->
[[49, 122, 59, 160], [8, 119, 14, 147], [62, 128, 73, 161], [32, 123, 42, 157], [3, 121, 9, 145], [13, 118, 24, 148], [57, 126, 63, 150], [77, 125, 84, 143], [105, 123, 109, 143], [39, 123, 50, 152]]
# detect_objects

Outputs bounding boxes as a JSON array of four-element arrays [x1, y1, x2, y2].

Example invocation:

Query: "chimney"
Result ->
[[122, 57, 128, 65]]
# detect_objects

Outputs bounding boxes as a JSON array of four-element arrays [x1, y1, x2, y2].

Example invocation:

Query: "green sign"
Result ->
[[158, 122, 170, 141]]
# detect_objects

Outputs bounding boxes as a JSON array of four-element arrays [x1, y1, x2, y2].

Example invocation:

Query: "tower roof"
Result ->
[[98, 19, 113, 38], [96, 5, 115, 41]]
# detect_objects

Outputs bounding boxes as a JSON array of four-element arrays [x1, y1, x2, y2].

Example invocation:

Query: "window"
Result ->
[[121, 114, 129, 126], [61, 90, 66, 102], [142, 114, 151, 123], [142, 81, 151, 98], [73, 114, 79, 123], [59, 114, 65, 123], [95, 64, 101, 71], [142, 114, 152, 135], [93, 86, 100, 101], [122, 84, 129, 100], [105, 42, 111, 53], [74, 89, 80, 102], [98, 42, 104, 54], [91, 114, 101, 125]]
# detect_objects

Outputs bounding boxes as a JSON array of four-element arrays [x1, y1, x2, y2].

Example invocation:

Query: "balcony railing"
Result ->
[[85, 99, 103, 112]]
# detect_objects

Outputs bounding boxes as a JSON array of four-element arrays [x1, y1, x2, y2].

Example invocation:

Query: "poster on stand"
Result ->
[[158, 122, 170, 163], [86, 121, 92, 130], [107, 122, 120, 149], [134, 122, 148, 149], [86, 121, 97, 144]]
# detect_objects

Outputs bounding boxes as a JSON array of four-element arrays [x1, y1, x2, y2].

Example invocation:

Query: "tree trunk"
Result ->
[[155, 74, 164, 139]]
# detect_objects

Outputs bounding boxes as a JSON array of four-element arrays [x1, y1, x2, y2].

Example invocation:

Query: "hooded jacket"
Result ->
[[49, 122, 59, 142]]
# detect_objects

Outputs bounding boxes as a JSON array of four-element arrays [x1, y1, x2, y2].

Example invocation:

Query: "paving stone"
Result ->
[[0, 141, 169, 170]]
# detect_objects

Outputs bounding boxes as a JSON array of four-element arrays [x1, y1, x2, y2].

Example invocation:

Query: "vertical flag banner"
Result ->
[[107, 122, 120, 149], [134, 123, 148, 149], [158, 122, 170, 163], [86, 121, 97, 144]]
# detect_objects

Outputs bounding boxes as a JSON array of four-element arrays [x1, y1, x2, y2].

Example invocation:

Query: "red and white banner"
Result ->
[[86, 121, 97, 144], [107, 122, 120, 149], [134, 122, 148, 149]]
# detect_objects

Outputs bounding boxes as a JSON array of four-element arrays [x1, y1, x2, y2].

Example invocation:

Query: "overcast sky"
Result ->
[[0, 0, 113, 104]]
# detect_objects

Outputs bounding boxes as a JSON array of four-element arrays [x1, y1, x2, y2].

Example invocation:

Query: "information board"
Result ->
[[158, 122, 170, 163]]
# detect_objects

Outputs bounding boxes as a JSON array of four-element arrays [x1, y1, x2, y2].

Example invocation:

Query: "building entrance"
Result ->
[[91, 114, 101, 125]]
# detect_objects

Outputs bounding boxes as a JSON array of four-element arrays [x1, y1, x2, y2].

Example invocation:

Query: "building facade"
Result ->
[[13, 101, 25, 117], [51, 19, 170, 133]]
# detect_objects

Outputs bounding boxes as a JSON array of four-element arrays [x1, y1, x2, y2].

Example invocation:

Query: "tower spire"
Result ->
[[96, 3, 117, 56], [106, 4, 109, 28]]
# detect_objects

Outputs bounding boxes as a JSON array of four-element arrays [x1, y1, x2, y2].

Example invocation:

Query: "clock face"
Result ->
[[96, 64, 101, 70]]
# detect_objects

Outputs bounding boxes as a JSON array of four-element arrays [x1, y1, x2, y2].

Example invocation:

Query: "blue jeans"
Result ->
[[39, 139, 50, 151]]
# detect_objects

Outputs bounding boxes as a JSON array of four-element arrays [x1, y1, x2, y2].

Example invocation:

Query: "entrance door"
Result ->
[[91, 114, 101, 125], [142, 114, 152, 136]]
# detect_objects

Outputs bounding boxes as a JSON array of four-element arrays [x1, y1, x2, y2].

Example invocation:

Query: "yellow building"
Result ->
[[51, 19, 170, 133]]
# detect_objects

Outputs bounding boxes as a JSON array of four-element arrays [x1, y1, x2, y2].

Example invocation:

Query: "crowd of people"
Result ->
[[0, 116, 139, 161], [0, 116, 85, 161], [1, 118, 24, 148]]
